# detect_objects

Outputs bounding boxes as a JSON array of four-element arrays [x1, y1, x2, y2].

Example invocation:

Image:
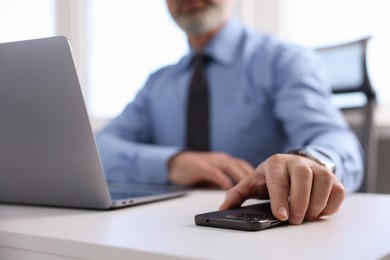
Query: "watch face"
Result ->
[[321, 161, 336, 173]]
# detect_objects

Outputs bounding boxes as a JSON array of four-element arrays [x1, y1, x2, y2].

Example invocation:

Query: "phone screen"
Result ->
[[195, 202, 285, 231]]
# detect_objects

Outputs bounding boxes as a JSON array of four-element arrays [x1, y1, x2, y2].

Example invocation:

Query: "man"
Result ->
[[96, 0, 363, 225]]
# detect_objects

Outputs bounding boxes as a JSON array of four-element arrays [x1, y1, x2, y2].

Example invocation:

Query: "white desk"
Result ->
[[1, 191, 390, 259]]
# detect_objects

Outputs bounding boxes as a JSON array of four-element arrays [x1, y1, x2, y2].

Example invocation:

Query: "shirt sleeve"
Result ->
[[95, 78, 181, 184], [272, 45, 364, 193]]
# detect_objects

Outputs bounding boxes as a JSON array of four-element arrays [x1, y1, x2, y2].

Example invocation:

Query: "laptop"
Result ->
[[0, 36, 188, 209]]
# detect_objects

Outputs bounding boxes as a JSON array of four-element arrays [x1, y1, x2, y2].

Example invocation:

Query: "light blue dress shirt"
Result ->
[[96, 18, 363, 193]]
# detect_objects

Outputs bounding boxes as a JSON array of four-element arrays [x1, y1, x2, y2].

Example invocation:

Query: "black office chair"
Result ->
[[316, 36, 377, 192]]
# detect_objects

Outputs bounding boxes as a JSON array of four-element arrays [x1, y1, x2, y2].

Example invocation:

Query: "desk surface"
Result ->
[[1, 191, 390, 259]]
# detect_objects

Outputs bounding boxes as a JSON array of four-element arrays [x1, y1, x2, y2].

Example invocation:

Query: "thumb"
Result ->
[[219, 188, 243, 210], [219, 177, 254, 210]]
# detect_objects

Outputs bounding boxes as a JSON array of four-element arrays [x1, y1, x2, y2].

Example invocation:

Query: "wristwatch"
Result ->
[[288, 149, 336, 174]]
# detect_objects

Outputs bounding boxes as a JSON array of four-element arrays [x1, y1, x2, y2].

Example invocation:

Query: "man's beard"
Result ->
[[172, 3, 228, 36]]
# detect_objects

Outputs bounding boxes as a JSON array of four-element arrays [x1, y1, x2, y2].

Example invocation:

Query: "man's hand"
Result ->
[[219, 154, 345, 225], [168, 152, 255, 189]]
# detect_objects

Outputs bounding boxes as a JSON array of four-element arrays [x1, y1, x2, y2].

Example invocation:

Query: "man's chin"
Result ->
[[176, 11, 225, 36]]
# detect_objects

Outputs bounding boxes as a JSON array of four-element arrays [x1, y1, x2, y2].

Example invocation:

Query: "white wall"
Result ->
[[238, 0, 281, 35]]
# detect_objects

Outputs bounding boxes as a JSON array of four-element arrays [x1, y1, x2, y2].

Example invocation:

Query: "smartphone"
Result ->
[[195, 202, 285, 231]]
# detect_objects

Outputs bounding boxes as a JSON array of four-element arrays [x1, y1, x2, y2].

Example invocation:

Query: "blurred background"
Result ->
[[1, 0, 389, 192]]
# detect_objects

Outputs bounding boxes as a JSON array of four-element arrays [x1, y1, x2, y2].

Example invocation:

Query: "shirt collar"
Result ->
[[178, 18, 244, 70], [203, 18, 243, 66]]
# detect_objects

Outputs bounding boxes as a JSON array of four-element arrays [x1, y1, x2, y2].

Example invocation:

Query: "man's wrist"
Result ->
[[287, 149, 336, 173]]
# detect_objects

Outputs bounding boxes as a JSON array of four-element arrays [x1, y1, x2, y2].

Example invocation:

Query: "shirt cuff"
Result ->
[[96, 132, 182, 185], [134, 144, 182, 184]]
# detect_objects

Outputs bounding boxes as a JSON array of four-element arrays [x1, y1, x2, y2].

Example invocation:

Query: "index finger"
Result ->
[[263, 155, 291, 221]]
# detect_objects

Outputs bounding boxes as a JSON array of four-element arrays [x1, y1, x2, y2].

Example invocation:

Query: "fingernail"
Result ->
[[278, 207, 288, 219], [290, 213, 303, 224]]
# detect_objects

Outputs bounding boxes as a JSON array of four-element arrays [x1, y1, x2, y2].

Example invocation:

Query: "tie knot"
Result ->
[[193, 53, 210, 67]]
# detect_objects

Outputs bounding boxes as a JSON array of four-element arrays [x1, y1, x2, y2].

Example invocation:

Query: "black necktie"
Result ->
[[186, 54, 210, 151]]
